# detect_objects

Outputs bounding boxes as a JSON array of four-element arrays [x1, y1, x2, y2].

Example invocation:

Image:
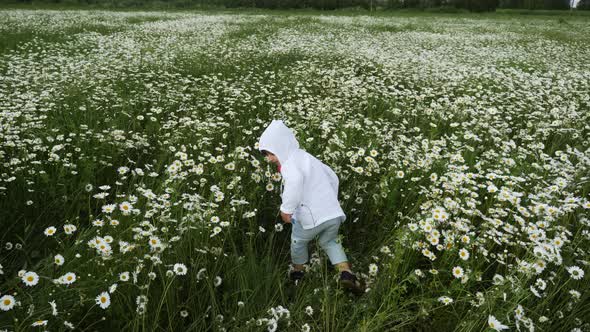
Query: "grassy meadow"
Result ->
[[0, 8, 589, 332]]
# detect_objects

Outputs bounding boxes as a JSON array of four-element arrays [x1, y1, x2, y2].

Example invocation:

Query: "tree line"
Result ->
[[7, 0, 589, 12]]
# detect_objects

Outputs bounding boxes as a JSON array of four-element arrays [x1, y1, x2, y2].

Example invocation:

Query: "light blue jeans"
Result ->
[[291, 216, 347, 265]]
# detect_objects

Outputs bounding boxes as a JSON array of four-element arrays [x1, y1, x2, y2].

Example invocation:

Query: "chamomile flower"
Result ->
[[0, 295, 16, 311], [31, 320, 48, 327], [514, 305, 524, 319], [197, 268, 207, 280], [224, 162, 235, 171], [54, 254, 65, 266], [93, 192, 109, 199], [368, 263, 378, 276], [44, 226, 57, 236], [22, 271, 40, 286], [102, 204, 116, 214], [148, 237, 162, 251], [492, 274, 505, 285], [567, 266, 584, 280], [96, 291, 111, 309], [488, 315, 508, 331], [438, 296, 453, 305], [535, 278, 547, 290], [62, 272, 76, 285], [119, 201, 132, 215], [461, 235, 470, 244], [458, 248, 470, 260], [452, 266, 464, 279], [49, 300, 58, 316], [569, 289, 581, 300], [211, 226, 222, 237], [119, 271, 130, 282], [63, 224, 77, 234], [174, 263, 188, 276]]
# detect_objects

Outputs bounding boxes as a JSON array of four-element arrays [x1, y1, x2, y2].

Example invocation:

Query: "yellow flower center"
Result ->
[[27, 276, 34, 282], [101, 297, 107, 303], [3, 299, 11, 305]]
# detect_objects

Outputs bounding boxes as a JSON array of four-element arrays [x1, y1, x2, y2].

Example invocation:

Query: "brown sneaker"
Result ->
[[290, 270, 305, 286], [339, 271, 365, 295]]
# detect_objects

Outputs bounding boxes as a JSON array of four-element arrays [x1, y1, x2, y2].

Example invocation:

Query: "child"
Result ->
[[258, 120, 364, 295]]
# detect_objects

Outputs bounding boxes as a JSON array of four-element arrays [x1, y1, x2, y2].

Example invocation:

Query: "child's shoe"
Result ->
[[339, 271, 364, 295], [290, 270, 305, 286]]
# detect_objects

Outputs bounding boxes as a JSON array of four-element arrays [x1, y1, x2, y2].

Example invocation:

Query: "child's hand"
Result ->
[[280, 211, 292, 224]]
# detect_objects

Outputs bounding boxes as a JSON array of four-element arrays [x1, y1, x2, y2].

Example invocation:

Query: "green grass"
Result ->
[[0, 7, 589, 332]]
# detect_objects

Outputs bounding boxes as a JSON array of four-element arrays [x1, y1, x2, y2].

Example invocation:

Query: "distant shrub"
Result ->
[[424, 5, 469, 12]]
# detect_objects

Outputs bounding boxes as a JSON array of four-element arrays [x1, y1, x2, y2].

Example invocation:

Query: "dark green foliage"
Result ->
[[2, 0, 586, 25], [451, 0, 499, 11], [499, 0, 570, 8]]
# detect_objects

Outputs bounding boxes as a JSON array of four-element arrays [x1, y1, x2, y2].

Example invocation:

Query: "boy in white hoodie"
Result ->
[[258, 120, 364, 295]]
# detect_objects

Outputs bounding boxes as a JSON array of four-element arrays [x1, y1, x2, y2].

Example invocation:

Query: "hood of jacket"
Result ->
[[258, 120, 300, 165]]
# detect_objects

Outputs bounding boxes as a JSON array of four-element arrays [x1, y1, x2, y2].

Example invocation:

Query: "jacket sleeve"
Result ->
[[322, 162, 339, 193], [280, 165, 304, 214]]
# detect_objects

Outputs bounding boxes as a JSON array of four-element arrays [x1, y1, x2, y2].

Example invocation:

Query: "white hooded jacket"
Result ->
[[258, 120, 345, 230]]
